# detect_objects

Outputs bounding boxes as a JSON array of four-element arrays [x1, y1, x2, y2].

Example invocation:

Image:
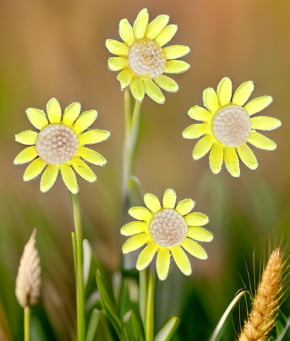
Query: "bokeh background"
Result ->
[[0, 0, 289, 340]]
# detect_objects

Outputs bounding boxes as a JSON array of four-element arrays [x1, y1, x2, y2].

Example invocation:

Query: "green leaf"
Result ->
[[128, 176, 144, 206], [122, 310, 144, 341], [86, 308, 101, 341], [154, 316, 180, 341]]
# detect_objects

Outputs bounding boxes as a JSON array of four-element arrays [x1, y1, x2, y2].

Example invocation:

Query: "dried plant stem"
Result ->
[[24, 306, 30, 341], [238, 248, 283, 341]]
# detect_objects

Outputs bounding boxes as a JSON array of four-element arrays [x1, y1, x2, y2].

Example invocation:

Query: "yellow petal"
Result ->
[[23, 158, 47, 181], [165, 60, 190, 74], [14, 146, 38, 165], [73, 110, 98, 133], [155, 24, 177, 46], [156, 248, 171, 280], [163, 45, 190, 59], [175, 199, 195, 216], [181, 238, 208, 260], [146, 14, 169, 40], [79, 129, 110, 145], [154, 75, 178, 93], [40, 165, 59, 192], [247, 131, 277, 150], [171, 246, 192, 275], [71, 157, 97, 182], [60, 164, 79, 194], [121, 221, 147, 236], [105, 39, 128, 56], [136, 244, 157, 270], [130, 77, 145, 102], [129, 206, 152, 221], [232, 80, 254, 106], [217, 77, 232, 106], [203, 87, 219, 112], [188, 105, 211, 122], [78, 147, 107, 166], [162, 188, 177, 209], [244, 96, 273, 115], [133, 8, 149, 40], [119, 19, 134, 45], [144, 78, 165, 104], [108, 57, 127, 71], [182, 124, 208, 139], [122, 233, 147, 254], [185, 212, 209, 226], [63, 102, 81, 126], [209, 143, 224, 174], [144, 193, 161, 213], [117, 68, 133, 89], [250, 116, 281, 130], [224, 147, 240, 177], [15, 130, 38, 145], [46, 98, 62, 123], [192, 135, 213, 160], [187, 227, 213, 242], [26, 108, 48, 130], [237, 143, 258, 170]]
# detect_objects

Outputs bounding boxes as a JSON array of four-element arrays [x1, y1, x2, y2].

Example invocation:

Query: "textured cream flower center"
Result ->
[[149, 209, 187, 247], [128, 39, 166, 78], [213, 105, 251, 147], [36, 124, 78, 164]]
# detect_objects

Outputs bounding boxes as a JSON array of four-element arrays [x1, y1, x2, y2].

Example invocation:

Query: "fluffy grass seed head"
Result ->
[[182, 77, 281, 177], [121, 188, 213, 280], [15, 229, 41, 308], [14, 98, 110, 194], [106, 8, 191, 104]]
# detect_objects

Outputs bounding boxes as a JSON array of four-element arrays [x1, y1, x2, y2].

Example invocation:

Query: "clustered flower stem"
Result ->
[[24, 306, 30, 341]]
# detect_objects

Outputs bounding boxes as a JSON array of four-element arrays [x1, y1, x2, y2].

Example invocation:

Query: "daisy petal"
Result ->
[[40, 165, 59, 193], [122, 233, 147, 253], [244, 96, 273, 115], [60, 164, 79, 194], [224, 147, 240, 177], [63, 102, 81, 125], [209, 144, 224, 174], [78, 147, 107, 166], [176, 199, 195, 215], [144, 78, 165, 104], [74, 110, 98, 133], [217, 77, 232, 106], [171, 246, 192, 275], [187, 227, 213, 242], [15, 130, 38, 145], [23, 158, 46, 181], [192, 135, 213, 160], [247, 131, 277, 150], [119, 19, 134, 45], [185, 212, 209, 226], [130, 77, 145, 102], [108, 57, 127, 71], [129, 206, 152, 221], [156, 248, 171, 280], [232, 80, 254, 106], [154, 75, 178, 93], [136, 244, 157, 270], [163, 45, 190, 59], [181, 238, 208, 260], [121, 221, 147, 236], [117, 68, 133, 89], [71, 157, 97, 182], [250, 116, 281, 130], [144, 193, 161, 213], [165, 60, 190, 74], [146, 14, 169, 40], [46, 98, 62, 123], [182, 123, 208, 139], [237, 143, 258, 170], [188, 105, 211, 122], [155, 24, 177, 46], [163, 188, 177, 209], [105, 39, 128, 56], [133, 8, 149, 40], [26, 108, 48, 130], [14, 146, 38, 165], [203, 87, 219, 112], [79, 129, 110, 145]]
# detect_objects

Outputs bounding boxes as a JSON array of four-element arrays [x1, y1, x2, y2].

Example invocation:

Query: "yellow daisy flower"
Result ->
[[183, 77, 281, 177], [106, 8, 190, 104], [14, 98, 110, 194], [121, 188, 213, 281]]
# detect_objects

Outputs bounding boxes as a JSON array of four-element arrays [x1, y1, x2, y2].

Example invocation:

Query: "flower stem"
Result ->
[[145, 268, 155, 341], [71, 193, 85, 341], [24, 306, 30, 341]]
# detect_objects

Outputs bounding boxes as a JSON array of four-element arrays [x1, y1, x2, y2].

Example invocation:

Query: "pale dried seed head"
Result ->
[[149, 209, 187, 247], [15, 229, 41, 307], [213, 105, 251, 147], [128, 39, 166, 78], [36, 124, 78, 164]]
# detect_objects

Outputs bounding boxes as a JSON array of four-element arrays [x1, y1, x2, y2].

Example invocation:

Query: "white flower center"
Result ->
[[212, 105, 251, 147], [36, 124, 78, 164], [128, 39, 166, 78], [149, 209, 187, 247]]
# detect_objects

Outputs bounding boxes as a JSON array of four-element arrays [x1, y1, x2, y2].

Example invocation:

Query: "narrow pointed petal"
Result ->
[[108, 57, 127, 71], [105, 39, 128, 55], [117, 68, 133, 89], [247, 131, 277, 150], [136, 244, 157, 270], [155, 24, 177, 46], [130, 77, 145, 102], [154, 75, 179, 93], [182, 124, 208, 139], [192, 135, 213, 160], [63, 102, 81, 125], [133, 8, 149, 40], [187, 227, 213, 242], [40, 165, 59, 192], [237, 143, 258, 170], [144, 78, 165, 104], [181, 238, 208, 260], [121, 221, 147, 236], [14, 146, 38, 165], [71, 157, 97, 182], [176, 199, 195, 215], [46, 98, 62, 123], [146, 14, 169, 40], [156, 248, 171, 280], [250, 116, 281, 130], [60, 164, 79, 194], [224, 147, 240, 177], [217, 77, 232, 106], [119, 19, 134, 45], [144, 193, 161, 213], [171, 246, 192, 275], [185, 212, 209, 226], [26, 108, 48, 130], [232, 80, 254, 106], [163, 188, 177, 209], [163, 45, 190, 59], [165, 60, 190, 74], [15, 130, 38, 145], [23, 158, 46, 181], [244, 96, 273, 115], [129, 206, 152, 221], [79, 129, 110, 145], [122, 233, 147, 253], [188, 105, 211, 122], [78, 147, 107, 166], [203, 87, 219, 112], [74, 110, 98, 133], [209, 144, 224, 174]]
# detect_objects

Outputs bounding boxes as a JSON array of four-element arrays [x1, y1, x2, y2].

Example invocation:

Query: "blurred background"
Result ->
[[0, 0, 289, 339]]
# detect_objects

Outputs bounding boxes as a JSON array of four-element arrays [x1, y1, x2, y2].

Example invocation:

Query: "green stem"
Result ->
[[139, 269, 148, 323], [145, 269, 155, 341], [71, 193, 85, 341], [24, 306, 30, 341]]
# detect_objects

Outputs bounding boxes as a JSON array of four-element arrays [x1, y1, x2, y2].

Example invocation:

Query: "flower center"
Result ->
[[212, 105, 251, 147], [128, 39, 166, 78], [36, 124, 78, 164], [149, 209, 187, 247]]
